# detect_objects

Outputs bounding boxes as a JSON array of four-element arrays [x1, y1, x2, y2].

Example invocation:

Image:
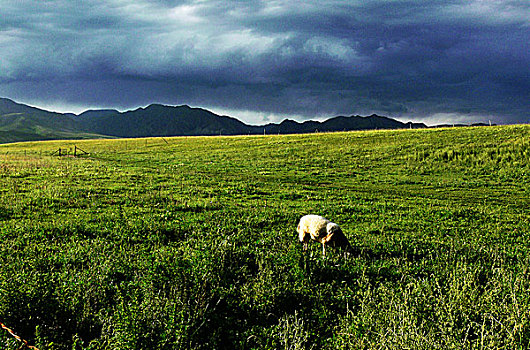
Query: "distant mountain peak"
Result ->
[[0, 97, 434, 143], [145, 103, 192, 110], [0, 97, 16, 104]]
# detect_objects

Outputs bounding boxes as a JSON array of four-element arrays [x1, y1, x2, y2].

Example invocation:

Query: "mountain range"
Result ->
[[0, 97, 431, 143]]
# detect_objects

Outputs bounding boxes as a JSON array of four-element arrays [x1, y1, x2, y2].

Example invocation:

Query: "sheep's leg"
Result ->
[[322, 235, 333, 256], [300, 231, 310, 252], [302, 234, 309, 251]]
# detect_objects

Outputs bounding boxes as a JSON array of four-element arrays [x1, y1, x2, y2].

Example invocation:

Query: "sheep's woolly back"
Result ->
[[297, 215, 331, 243]]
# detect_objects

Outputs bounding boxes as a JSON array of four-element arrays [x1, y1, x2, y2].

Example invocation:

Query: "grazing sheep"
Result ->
[[297, 215, 353, 255]]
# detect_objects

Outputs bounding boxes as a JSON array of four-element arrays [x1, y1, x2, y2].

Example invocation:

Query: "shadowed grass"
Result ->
[[0, 125, 529, 349]]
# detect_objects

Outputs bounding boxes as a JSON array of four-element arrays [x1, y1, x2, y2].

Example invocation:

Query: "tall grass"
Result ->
[[0, 125, 529, 349]]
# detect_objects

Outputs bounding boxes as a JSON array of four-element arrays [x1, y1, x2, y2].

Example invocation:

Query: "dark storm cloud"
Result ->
[[0, 0, 528, 124]]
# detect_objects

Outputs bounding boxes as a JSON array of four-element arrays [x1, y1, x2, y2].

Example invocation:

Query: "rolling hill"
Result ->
[[76, 104, 254, 137], [0, 98, 104, 143], [0, 97, 428, 143]]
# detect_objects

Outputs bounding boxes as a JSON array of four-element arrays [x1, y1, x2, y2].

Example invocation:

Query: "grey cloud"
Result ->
[[0, 0, 528, 125]]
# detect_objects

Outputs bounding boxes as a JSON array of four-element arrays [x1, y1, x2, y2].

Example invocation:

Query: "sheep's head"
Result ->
[[326, 223, 353, 252], [326, 223, 342, 237]]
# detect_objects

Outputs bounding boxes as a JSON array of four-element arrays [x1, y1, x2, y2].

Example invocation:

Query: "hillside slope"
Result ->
[[0, 126, 528, 349], [0, 98, 103, 143]]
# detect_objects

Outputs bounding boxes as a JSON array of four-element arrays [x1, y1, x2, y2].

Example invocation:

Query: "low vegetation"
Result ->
[[0, 125, 529, 349]]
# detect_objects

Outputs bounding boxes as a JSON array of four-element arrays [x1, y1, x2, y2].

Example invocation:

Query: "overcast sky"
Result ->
[[1, 0, 528, 125]]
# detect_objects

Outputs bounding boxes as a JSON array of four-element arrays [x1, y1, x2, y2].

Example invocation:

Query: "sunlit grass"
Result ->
[[0, 125, 529, 349]]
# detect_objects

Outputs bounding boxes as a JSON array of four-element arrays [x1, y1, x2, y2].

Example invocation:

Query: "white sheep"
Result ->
[[297, 215, 353, 255]]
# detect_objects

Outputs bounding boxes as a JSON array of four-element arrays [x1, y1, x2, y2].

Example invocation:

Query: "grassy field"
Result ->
[[0, 125, 529, 349]]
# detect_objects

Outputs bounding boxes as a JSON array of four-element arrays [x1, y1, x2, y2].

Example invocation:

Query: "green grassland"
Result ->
[[1, 125, 529, 349]]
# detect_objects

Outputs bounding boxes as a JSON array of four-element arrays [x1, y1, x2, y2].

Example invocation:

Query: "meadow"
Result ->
[[0, 125, 529, 349]]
